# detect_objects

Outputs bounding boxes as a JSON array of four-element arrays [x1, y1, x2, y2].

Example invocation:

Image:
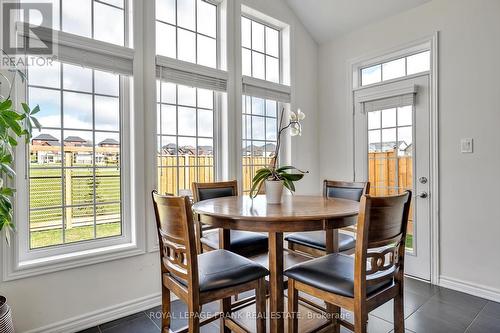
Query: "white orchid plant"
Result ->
[[249, 108, 308, 198]]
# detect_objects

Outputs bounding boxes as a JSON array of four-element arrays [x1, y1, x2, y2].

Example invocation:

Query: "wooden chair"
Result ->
[[285, 191, 412, 333], [286, 180, 370, 256], [192, 180, 268, 257], [152, 191, 268, 333]]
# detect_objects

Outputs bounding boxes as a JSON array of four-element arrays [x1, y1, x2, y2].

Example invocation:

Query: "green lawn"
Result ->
[[30, 222, 121, 249], [406, 234, 413, 249]]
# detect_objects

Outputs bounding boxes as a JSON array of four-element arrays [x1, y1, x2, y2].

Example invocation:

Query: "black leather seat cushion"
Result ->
[[285, 231, 355, 252], [197, 187, 235, 201], [284, 253, 393, 298], [326, 187, 364, 201], [174, 250, 269, 292], [201, 230, 268, 255]]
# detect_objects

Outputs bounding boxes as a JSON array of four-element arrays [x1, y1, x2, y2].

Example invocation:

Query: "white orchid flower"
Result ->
[[290, 122, 301, 136], [297, 108, 305, 121], [289, 111, 297, 122]]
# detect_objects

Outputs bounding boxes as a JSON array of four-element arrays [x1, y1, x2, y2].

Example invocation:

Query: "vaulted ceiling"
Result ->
[[285, 0, 432, 44]]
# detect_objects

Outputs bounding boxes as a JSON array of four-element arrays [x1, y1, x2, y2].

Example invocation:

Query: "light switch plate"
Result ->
[[460, 138, 473, 153]]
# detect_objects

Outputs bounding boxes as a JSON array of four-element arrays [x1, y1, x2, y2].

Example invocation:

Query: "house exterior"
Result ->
[[31, 133, 62, 164]]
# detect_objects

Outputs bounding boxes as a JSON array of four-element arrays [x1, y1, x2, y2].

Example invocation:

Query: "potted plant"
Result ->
[[249, 108, 307, 204], [0, 54, 41, 332]]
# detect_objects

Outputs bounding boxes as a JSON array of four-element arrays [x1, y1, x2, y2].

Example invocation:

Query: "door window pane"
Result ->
[[407, 51, 431, 75], [361, 50, 430, 86], [367, 106, 414, 249], [361, 65, 381, 86], [382, 58, 405, 81]]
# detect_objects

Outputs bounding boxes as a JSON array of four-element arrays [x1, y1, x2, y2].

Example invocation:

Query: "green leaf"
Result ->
[[21, 103, 30, 114], [31, 116, 42, 130], [31, 105, 40, 115], [280, 173, 304, 182], [0, 99, 12, 111]]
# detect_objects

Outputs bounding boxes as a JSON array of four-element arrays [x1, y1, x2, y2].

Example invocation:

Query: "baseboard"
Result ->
[[23, 293, 162, 333], [439, 275, 500, 303]]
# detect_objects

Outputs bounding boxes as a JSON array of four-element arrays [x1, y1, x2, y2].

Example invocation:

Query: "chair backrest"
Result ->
[[323, 180, 370, 202], [192, 180, 238, 203], [354, 191, 412, 295], [151, 191, 199, 288]]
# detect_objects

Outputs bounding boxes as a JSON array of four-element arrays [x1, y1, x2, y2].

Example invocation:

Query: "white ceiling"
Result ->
[[285, 0, 432, 44]]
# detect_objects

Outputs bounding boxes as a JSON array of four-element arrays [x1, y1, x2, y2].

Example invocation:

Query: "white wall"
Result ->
[[318, 0, 500, 296], [0, 0, 319, 332]]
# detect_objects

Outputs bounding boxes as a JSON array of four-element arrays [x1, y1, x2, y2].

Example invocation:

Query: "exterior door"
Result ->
[[354, 75, 431, 280]]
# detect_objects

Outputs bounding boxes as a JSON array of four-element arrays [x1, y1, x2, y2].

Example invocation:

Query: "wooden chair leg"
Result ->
[[287, 279, 299, 333], [255, 278, 267, 333], [161, 284, 171, 333], [326, 302, 340, 333], [188, 303, 200, 333], [394, 292, 405, 333], [354, 311, 367, 333], [220, 297, 231, 333]]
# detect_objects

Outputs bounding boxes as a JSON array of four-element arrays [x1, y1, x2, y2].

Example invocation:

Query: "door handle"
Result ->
[[417, 191, 428, 199]]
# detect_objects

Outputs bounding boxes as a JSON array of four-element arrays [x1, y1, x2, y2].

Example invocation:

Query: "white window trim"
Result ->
[[2, 0, 147, 281]]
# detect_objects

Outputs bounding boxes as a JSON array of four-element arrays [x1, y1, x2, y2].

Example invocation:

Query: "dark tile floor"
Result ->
[[78, 278, 500, 333]]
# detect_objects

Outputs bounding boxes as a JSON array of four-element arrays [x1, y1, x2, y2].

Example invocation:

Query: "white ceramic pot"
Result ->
[[265, 180, 284, 204]]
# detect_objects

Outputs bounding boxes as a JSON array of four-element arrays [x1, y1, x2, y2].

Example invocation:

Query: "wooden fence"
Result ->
[[157, 155, 273, 194], [368, 149, 414, 234]]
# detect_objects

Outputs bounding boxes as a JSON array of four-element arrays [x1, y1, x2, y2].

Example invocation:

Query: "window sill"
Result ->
[[2, 241, 146, 281]]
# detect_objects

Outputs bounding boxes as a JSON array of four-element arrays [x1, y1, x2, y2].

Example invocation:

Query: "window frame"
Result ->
[[241, 14, 282, 83], [238, 7, 291, 194], [357, 49, 431, 88], [3, 0, 143, 281], [155, 0, 221, 69], [156, 81, 218, 195], [3, 0, 295, 279], [241, 96, 281, 193]]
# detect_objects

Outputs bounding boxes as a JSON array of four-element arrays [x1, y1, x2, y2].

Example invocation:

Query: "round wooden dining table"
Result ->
[[192, 194, 360, 333]]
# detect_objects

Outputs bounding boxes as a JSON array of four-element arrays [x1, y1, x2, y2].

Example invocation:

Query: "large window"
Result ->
[[361, 51, 430, 86], [21, 0, 126, 46], [27, 61, 122, 249], [241, 16, 280, 83], [241, 96, 278, 192], [156, 0, 217, 68], [156, 82, 216, 195]]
